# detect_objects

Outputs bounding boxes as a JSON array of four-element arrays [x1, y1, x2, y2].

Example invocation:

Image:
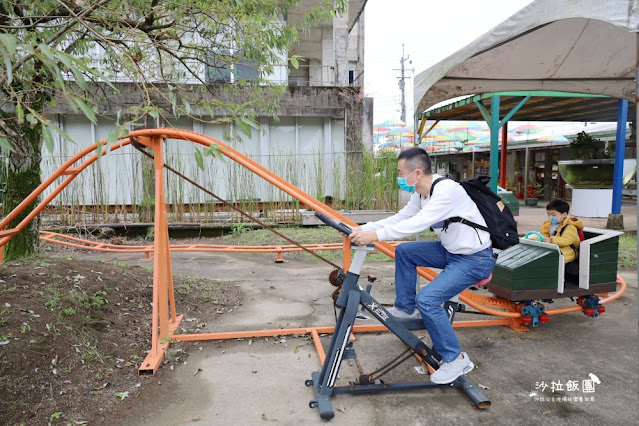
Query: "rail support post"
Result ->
[[139, 135, 183, 375]]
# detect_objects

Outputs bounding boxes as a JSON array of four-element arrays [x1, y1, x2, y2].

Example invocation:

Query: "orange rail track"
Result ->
[[0, 128, 627, 375], [38, 230, 401, 262]]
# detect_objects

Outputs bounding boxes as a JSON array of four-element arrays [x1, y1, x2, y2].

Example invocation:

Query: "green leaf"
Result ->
[[47, 123, 75, 144], [49, 411, 62, 422], [15, 103, 23, 124], [194, 148, 204, 170], [106, 128, 119, 147], [240, 116, 260, 130], [209, 144, 226, 162], [73, 98, 97, 124], [148, 109, 159, 120], [114, 391, 129, 400], [1, 50, 12, 84], [235, 119, 251, 138], [71, 67, 88, 91], [168, 91, 177, 116], [0, 34, 17, 55], [0, 137, 14, 153], [37, 43, 56, 63], [25, 114, 38, 126], [73, 60, 117, 91], [235, 116, 259, 138], [290, 56, 299, 69], [42, 126, 55, 152]]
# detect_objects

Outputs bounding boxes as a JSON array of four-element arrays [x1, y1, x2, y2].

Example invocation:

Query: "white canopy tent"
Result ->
[[414, 0, 639, 113]]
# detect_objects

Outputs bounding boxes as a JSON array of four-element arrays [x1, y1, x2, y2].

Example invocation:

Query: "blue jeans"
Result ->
[[394, 241, 496, 362]]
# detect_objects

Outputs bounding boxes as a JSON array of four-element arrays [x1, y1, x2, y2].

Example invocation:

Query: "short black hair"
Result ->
[[546, 198, 570, 214], [397, 147, 432, 174]]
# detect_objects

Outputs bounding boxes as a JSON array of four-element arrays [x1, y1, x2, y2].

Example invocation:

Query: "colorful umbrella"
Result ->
[[514, 124, 544, 134], [378, 142, 398, 148], [373, 126, 390, 133], [449, 141, 464, 149], [382, 119, 406, 128], [396, 137, 413, 143], [387, 127, 414, 136]]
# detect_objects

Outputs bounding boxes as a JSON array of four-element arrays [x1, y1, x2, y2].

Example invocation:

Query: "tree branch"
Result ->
[[0, 0, 111, 87]]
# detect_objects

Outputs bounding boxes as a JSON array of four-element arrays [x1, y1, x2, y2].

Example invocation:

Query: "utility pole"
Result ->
[[394, 44, 414, 122]]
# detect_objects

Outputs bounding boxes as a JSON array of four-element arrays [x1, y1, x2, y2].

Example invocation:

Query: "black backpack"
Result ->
[[429, 176, 519, 250]]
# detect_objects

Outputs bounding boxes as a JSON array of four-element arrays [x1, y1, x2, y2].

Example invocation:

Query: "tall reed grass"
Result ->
[[34, 141, 399, 227]]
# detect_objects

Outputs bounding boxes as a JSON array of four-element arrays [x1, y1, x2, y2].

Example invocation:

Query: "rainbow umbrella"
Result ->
[[378, 142, 398, 148], [514, 124, 544, 134], [466, 122, 485, 129], [373, 126, 390, 133], [382, 119, 406, 128], [447, 127, 474, 133], [427, 128, 447, 135], [387, 127, 414, 136]]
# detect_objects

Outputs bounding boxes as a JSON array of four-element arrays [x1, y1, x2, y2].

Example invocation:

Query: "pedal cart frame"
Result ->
[[306, 213, 490, 420]]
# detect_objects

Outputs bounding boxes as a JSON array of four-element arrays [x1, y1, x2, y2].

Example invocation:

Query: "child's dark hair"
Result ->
[[546, 198, 570, 214]]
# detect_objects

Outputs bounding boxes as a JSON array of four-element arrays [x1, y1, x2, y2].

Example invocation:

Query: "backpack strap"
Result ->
[[429, 176, 450, 197], [429, 177, 492, 238], [560, 223, 580, 254]]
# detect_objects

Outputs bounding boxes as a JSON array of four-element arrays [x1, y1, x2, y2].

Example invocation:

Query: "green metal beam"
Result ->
[[418, 91, 607, 119], [475, 100, 491, 124], [489, 95, 500, 192], [499, 96, 530, 127]]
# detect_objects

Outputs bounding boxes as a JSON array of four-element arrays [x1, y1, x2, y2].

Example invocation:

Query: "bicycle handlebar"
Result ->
[[315, 212, 353, 236]]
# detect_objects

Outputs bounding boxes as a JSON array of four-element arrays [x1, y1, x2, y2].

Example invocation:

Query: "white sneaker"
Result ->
[[386, 306, 421, 319], [430, 352, 474, 384]]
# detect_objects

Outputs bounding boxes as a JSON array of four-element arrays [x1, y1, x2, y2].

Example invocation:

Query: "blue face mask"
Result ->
[[549, 216, 560, 226], [397, 170, 417, 193]]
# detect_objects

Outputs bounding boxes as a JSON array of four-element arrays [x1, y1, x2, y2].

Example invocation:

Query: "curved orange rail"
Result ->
[[0, 128, 629, 374], [39, 230, 402, 260]]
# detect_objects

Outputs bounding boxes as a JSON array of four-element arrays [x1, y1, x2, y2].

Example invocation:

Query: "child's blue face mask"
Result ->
[[549, 216, 560, 225], [397, 170, 418, 193]]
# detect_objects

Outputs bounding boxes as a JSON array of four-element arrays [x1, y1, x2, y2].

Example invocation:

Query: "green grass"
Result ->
[[224, 226, 343, 246], [223, 227, 637, 268], [223, 226, 438, 263], [618, 234, 637, 270]]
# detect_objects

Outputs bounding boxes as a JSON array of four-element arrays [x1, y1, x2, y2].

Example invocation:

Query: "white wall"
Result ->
[[40, 115, 346, 210]]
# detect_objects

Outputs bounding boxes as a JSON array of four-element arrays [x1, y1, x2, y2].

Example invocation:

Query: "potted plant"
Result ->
[[525, 181, 545, 206], [558, 131, 636, 188]]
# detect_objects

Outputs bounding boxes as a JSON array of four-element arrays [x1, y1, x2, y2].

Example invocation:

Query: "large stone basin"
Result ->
[[558, 159, 637, 189]]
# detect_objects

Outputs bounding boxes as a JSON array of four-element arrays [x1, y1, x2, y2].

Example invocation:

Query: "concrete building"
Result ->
[[41, 1, 372, 225]]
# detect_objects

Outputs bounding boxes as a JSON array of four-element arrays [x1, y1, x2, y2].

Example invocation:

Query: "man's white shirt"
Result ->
[[360, 174, 492, 255]]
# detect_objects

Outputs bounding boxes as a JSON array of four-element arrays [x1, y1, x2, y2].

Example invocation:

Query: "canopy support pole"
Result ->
[[489, 96, 500, 192], [524, 146, 530, 204], [476, 95, 530, 192], [611, 98, 628, 215], [500, 122, 508, 189]]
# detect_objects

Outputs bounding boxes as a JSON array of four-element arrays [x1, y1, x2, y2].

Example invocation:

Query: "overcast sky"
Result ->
[[364, 0, 535, 125]]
